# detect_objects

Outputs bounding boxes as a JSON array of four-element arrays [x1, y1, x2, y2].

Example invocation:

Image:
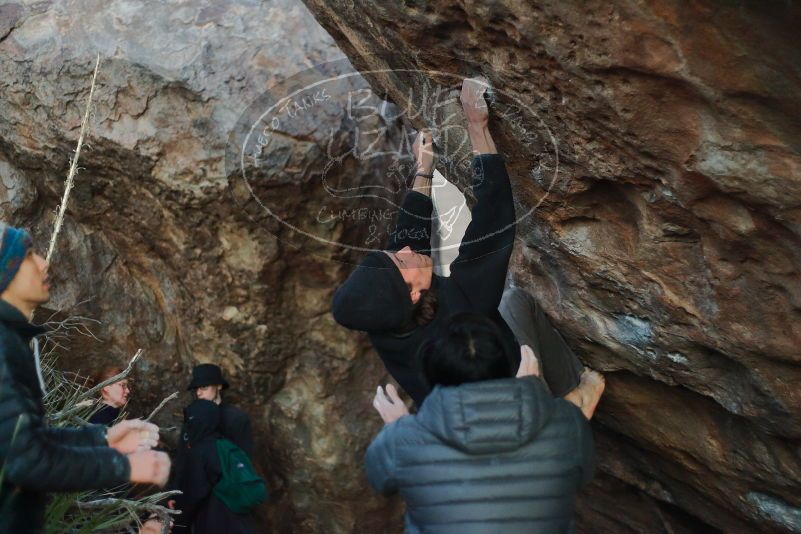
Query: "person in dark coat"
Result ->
[[366, 313, 599, 533], [0, 223, 171, 534], [185, 363, 253, 457], [171, 399, 255, 534], [332, 77, 601, 413], [88, 365, 130, 426]]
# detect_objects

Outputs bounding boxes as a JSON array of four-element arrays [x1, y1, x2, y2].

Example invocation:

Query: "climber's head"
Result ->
[[0, 224, 49, 318], [418, 312, 516, 389], [384, 246, 433, 304], [331, 246, 433, 332]]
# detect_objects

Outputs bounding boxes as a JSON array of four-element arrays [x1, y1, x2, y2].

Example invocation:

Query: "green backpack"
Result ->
[[212, 439, 268, 514]]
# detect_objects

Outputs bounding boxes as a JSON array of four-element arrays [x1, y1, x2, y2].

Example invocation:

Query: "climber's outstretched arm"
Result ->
[[448, 77, 515, 315], [387, 131, 436, 252], [409, 130, 434, 196], [462, 77, 497, 155]]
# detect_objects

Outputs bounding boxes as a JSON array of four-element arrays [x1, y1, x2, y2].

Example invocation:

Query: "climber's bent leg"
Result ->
[[499, 286, 584, 397]]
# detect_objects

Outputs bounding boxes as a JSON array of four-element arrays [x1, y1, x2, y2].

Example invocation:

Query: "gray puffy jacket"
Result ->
[[365, 376, 595, 533]]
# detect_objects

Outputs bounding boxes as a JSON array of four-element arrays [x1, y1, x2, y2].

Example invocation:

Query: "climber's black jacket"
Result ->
[[339, 153, 519, 405], [0, 300, 130, 534]]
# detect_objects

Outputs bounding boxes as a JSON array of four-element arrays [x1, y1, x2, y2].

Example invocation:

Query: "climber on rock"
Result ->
[[365, 312, 596, 533], [331, 76, 605, 417]]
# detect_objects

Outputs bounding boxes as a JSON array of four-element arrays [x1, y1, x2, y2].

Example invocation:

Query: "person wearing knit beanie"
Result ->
[[0, 221, 173, 534], [0, 223, 52, 321], [331, 251, 415, 332], [0, 223, 35, 296]]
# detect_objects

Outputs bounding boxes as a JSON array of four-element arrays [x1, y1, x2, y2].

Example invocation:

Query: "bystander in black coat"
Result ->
[[185, 364, 254, 457], [171, 399, 254, 534], [220, 402, 253, 458], [89, 403, 121, 426], [0, 300, 130, 534]]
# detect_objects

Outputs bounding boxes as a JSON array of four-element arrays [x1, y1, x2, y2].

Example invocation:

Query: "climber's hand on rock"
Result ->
[[412, 129, 435, 175], [372, 383, 409, 424], [461, 76, 490, 125], [516, 344, 541, 378]]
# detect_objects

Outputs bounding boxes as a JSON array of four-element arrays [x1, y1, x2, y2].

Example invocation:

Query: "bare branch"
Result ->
[[41, 315, 102, 341], [146, 391, 179, 422], [76, 494, 182, 514], [77, 494, 181, 534], [46, 53, 102, 263], [81, 349, 142, 400]]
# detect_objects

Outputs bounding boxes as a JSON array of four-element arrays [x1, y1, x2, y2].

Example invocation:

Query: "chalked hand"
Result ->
[[373, 383, 410, 424], [461, 76, 490, 125]]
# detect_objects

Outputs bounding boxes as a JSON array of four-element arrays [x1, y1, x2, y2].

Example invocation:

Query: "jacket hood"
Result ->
[[415, 377, 555, 454], [183, 399, 221, 445]]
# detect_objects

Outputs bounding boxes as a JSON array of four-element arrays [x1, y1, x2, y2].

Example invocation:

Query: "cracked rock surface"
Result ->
[[2, 0, 801, 532], [0, 0, 405, 531], [297, 1, 801, 532]]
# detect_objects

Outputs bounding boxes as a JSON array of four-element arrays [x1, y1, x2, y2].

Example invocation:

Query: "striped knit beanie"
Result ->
[[0, 223, 33, 294]]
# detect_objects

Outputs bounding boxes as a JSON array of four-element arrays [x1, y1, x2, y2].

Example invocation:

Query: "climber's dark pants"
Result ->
[[499, 287, 584, 397]]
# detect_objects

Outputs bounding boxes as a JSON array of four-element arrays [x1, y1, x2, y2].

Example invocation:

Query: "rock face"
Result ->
[[0, 0, 406, 531], [296, 1, 801, 533], [2, 0, 800, 532]]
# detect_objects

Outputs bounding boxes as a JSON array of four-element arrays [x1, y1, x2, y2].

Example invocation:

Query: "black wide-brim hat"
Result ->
[[187, 363, 230, 391]]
